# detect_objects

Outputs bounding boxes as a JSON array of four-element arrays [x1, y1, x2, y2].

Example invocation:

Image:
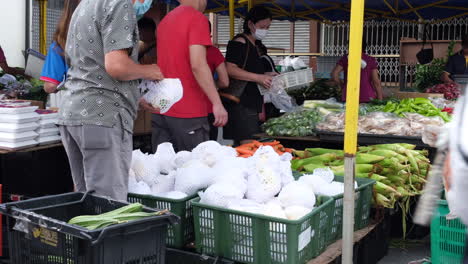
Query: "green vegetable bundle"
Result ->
[[263, 109, 324, 137], [287, 79, 341, 102], [68, 203, 167, 230], [382, 98, 451, 122]]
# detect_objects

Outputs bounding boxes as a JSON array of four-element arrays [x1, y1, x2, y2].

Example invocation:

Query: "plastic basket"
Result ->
[[192, 196, 334, 264], [272, 68, 314, 91], [431, 200, 467, 264], [128, 193, 197, 248], [326, 176, 375, 244], [0, 192, 178, 264]]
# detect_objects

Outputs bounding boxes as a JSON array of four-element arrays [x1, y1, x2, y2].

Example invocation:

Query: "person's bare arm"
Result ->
[[0, 61, 26, 77], [190, 45, 227, 127], [44, 82, 58, 94], [215, 62, 229, 89], [104, 50, 163, 81], [331, 64, 343, 86], [371, 69, 384, 100], [441, 71, 454, 84]]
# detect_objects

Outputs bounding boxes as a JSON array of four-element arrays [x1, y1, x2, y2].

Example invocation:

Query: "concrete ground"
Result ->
[[379, 237, 431, 264]]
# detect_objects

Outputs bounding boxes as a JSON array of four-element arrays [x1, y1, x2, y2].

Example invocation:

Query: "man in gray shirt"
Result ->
[[59, 0, 162, 201]]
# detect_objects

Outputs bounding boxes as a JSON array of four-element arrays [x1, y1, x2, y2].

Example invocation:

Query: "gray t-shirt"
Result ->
[[58, 0, 140, 133]]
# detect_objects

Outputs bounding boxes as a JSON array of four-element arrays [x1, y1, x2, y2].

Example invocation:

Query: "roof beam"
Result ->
[[383, 0, 397, 14]]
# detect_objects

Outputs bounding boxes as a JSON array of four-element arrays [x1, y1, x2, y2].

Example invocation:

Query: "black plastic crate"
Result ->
[[0, 192, 178, 264]]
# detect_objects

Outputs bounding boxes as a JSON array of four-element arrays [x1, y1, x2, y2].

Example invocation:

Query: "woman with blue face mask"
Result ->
[[222, 6, 275, 146]]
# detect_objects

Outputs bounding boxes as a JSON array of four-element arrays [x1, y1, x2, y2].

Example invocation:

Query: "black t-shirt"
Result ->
[[225, 36, 265, 113], [445, 51, 468, 75]]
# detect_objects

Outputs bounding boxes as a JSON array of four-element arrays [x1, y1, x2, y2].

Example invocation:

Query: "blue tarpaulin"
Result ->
[[163, 0, 468, 22]]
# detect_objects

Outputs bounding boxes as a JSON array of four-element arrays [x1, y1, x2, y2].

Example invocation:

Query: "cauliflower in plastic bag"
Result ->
[[158, 191, 188, 199], [317, 181, 358, 197], [131, 151, 160, 185], [245, 146, 283, 203], [199, 182, 245, 207], [154, 142, 176, 174], [172, 151, 193, 168], [279, 152, 294, 187], [278, 181, 316, 209], [150, 172, 176, 195], [129, 181, 152, 195], [313, 168, 334, 183], [211, 167, 248, 193], [139, 79, 183, 113], [192, 141, 237, 167], [263, 199, 287, 219], [298, 174, 329, 195], [174, 160, 213, 196], [227, 199, 264, 214], [285, 205, 312, 220]]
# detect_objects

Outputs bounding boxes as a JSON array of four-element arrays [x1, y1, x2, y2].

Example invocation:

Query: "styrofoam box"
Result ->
[[39, 119, 58, 128], [35, 109, 59, 120], [38, 135, 61, 145], [0, 105, 38, 114], [0, 100, 32, 106], [36, 127, 59, 137], [0, 139, 38, 150], [0, 112, 40, 123], [0, 131, 38, 143], [0, 122, 39, 133]]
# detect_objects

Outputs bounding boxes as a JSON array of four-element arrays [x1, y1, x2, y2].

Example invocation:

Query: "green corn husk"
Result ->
[[305, 148, 344, 157], [414, 149, 429, 157], [367, 150, 408, 163], [356, 173, 387, 182], [358, 146, 373, 153], [404, 150, 420, 174], [293, 153, 338, 169], [387, 175, 406, 185], [327, 159, 344, 167], [331, 164, 375, 175], [396, 186, 416, 197], [303, 163, 328, 172], [372, 144, 407, 154], [356, 153, 386, 164], [396, 143, 416, 150], [410, 175, 428, 184], [375, 181, 402, 197], [378, 158, 408, 171], [376, 193, 393, 208]]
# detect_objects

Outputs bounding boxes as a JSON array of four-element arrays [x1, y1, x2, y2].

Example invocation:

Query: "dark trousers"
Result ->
[[151, 114, 209, 152]]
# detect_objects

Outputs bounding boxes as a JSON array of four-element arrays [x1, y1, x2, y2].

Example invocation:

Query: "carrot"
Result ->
[[284, 148, 294, 153], [252, 141, 263, 148], [238, 154, 251, 158], [262, 141, 280, 146], [236, 148, 255, 156]]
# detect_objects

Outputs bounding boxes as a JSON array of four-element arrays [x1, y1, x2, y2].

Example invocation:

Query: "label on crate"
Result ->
[[26, 224, 63, 253], [298, 227, 312, 251]]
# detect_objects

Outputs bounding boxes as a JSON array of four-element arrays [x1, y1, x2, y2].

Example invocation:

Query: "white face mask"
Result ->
[[254, 28, 269, 40]]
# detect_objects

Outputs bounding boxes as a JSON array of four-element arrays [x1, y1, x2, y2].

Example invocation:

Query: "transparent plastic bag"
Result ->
[[139, 79, 183, 113], [278, 181, 316, 209]]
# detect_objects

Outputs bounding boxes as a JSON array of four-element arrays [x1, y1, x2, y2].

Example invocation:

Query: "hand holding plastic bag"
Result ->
[[139, 79, 183, 114]]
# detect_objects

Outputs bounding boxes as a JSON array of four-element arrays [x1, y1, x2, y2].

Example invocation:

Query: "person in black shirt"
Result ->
[[441, 34, 468, 83], [223, 6, 275, 145]]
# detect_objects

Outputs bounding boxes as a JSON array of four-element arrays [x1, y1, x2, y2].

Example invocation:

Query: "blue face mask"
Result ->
[[133, 0, 153, 20]]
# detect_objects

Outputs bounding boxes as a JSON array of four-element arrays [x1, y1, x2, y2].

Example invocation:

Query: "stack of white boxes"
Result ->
[[35, 109, 61, 145], [0, 100, 40, 150]]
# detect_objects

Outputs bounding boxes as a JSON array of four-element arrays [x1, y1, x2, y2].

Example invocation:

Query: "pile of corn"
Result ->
[[292, 143, 430, 209], [68, 203, 167, 230]]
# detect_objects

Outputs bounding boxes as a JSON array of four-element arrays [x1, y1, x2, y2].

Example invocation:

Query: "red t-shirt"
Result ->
[[157, 6, 212, 118], [0, 46, 6, 63], [206, 46, 225, 114]]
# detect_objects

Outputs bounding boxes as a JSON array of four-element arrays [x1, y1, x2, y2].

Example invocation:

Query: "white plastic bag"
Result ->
[[211, 167, 248, 193], [150, 172, 176, 195], [284, 205, 312, 220], [154, 142, 176, 174], [199, 182, 245, 207], [192, 141, 236, 167], [279, 152, 294, 187], [298, 174, 329, 195], [278, 181, 316, 209], [174, 160, 212, 196], [131, 150, 160, 184], [158, 191, 188, 199], [227, 199, 264, 214], [172, 150, 193, 168], [139, 79, 183, 114]]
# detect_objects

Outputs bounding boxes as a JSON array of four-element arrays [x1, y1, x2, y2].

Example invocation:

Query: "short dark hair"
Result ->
[[462, 34, 468, 48], [138, 17, 156, 33], [243, 6, 272, 34]]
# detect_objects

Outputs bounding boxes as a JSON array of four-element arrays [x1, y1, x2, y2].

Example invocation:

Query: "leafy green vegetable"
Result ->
[[263, 109, 324, 137]]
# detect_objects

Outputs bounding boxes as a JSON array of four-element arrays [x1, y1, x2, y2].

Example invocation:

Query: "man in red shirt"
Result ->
[[153, 0, 228, 152]]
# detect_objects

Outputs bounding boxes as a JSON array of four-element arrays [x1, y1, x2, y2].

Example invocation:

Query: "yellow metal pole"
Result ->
[[39, 0, 48, 55], [342, 0, 366, 263], [248, 0, 254, 10], [229, 0, 235, 39]]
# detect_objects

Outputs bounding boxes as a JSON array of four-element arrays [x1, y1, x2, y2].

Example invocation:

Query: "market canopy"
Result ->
[[190, 0, 468, 23]]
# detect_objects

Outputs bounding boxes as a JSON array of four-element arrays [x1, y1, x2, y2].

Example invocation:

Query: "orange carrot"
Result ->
[[238, 154, 251, 158], [236, 148, 255, 155], [284, 148, 294, 153], [262, 141, 280, 146]]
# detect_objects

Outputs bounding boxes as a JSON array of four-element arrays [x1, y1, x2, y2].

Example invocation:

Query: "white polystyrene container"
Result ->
[[36, 127, 59, 137], [39, 119, 58, 128], [0, 122, 39, 133], [35, 110, 59, 120], [37, 135, 61, 145], [0, 105, 38, 114], [0, 139, 38, 150], [0, 100, 31, 106], [0, 112, 40, 123], [0, 131, 38, 143]]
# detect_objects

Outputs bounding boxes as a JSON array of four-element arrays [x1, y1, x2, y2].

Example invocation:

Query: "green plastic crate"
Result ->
[[431, 200, 467, 264], [128, 193, 198, 248], [326, 176, 376, 244], [192, 196, 334, 264]]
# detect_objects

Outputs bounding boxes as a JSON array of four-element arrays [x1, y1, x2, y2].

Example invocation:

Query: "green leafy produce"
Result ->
[[288, 79, 341, 102], [382, 98, 451, 122], [68, 203, 167, 230], [262, 109, 324, 137]]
